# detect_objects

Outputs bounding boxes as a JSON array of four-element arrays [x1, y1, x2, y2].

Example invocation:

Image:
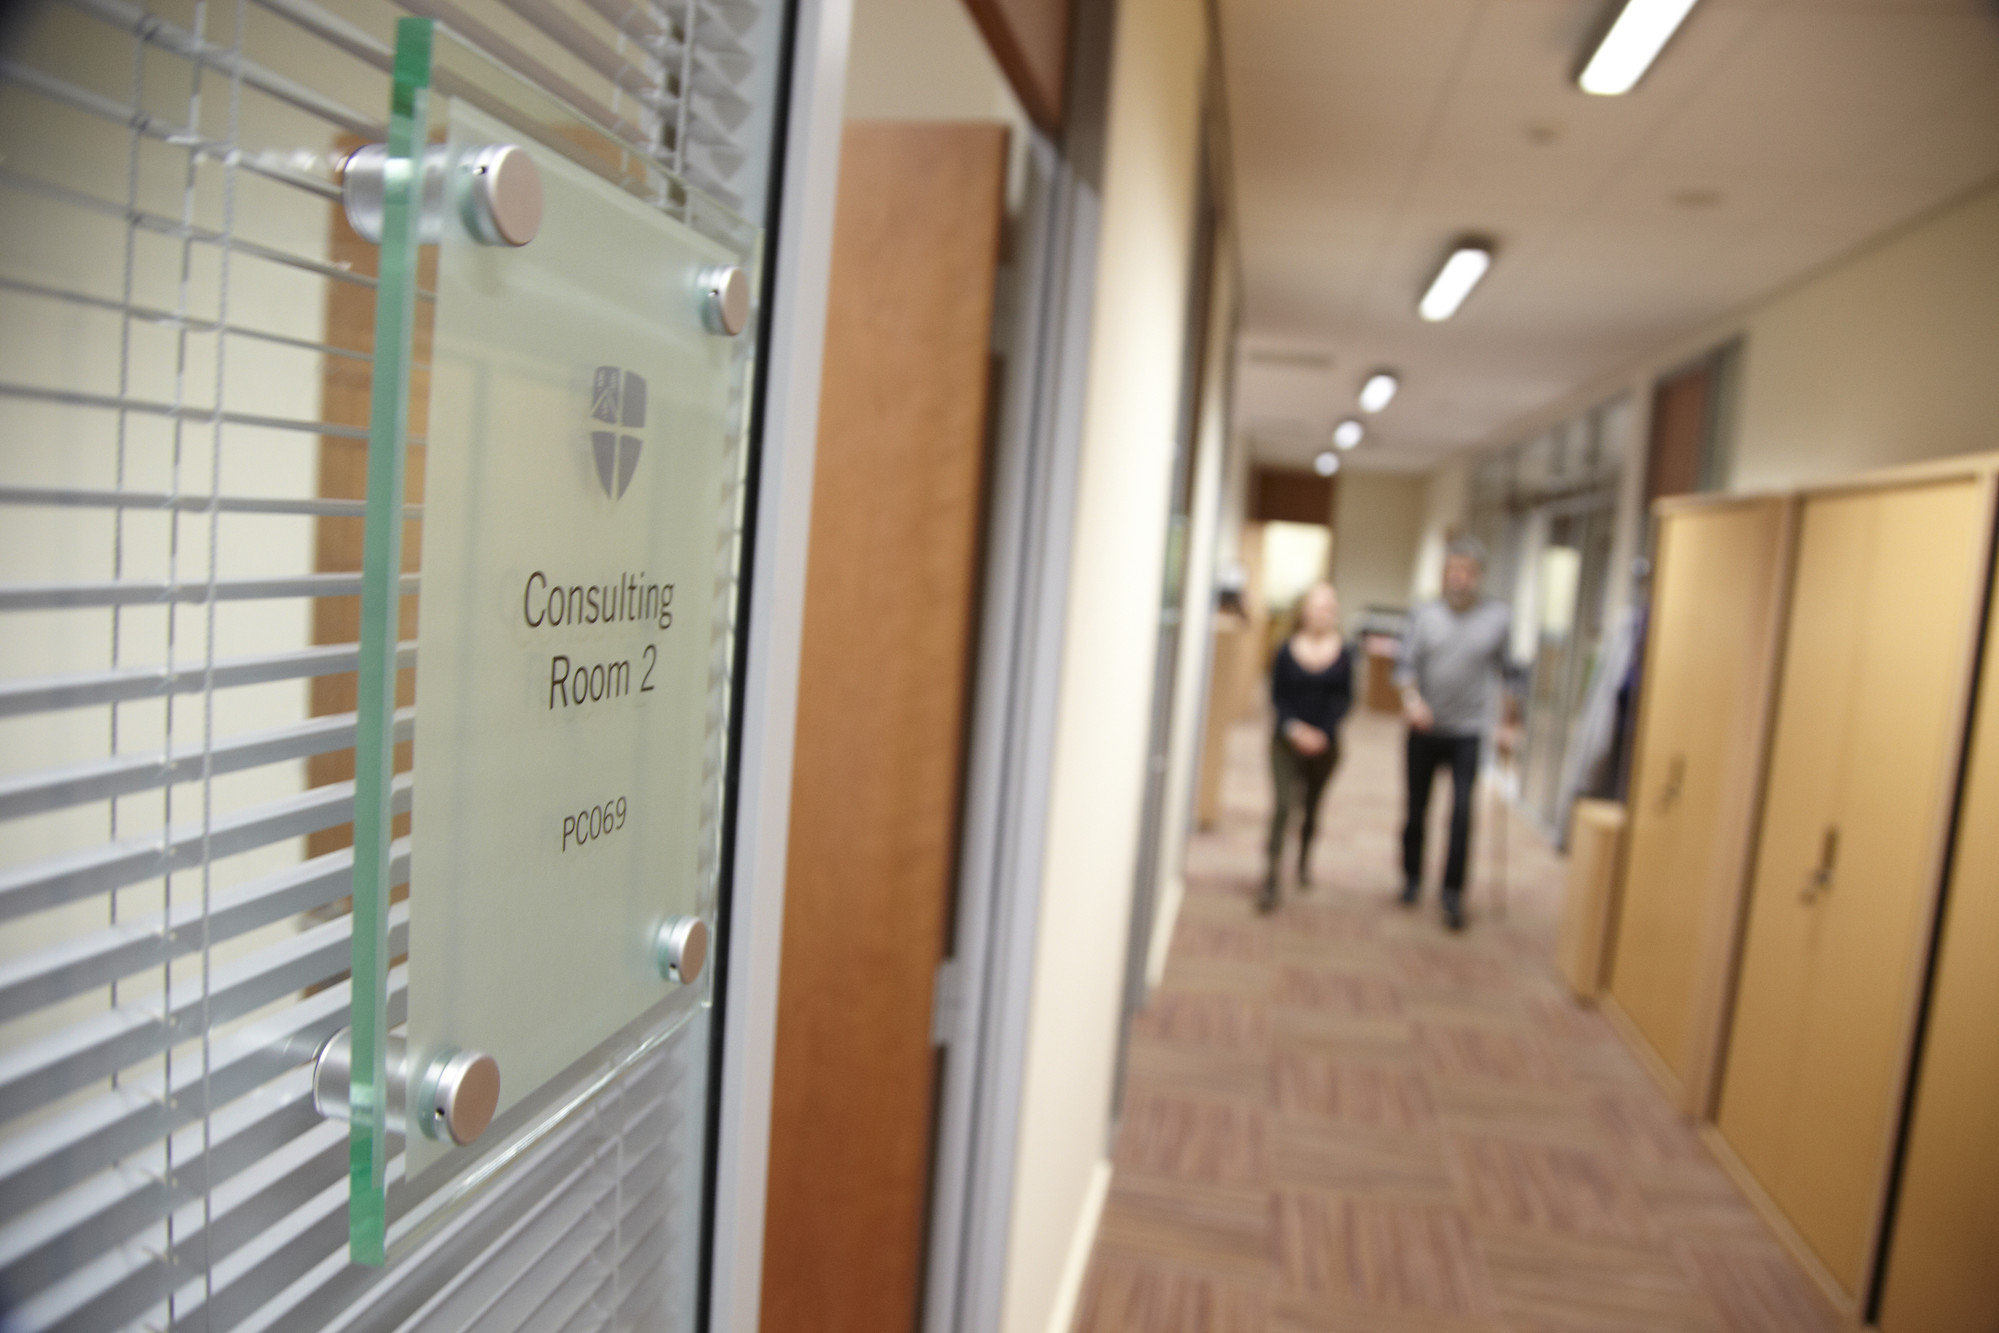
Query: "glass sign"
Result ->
[[404, 95, 739, 1175], [339, 18, 757, 1260]]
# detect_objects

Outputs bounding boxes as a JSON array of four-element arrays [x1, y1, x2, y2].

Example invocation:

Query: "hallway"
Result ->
[[1073, 709, 1842, 1333]]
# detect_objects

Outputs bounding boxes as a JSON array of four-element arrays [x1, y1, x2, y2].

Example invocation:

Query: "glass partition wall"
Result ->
[[1467, 398, 1629, 841], [0, 0, 782, 1325]]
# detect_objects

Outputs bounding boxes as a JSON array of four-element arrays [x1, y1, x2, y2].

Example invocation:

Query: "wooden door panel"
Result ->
[[1646, 362, 1710, 504], [1719, 479, 1985, 1297], [1791, 482, 1984, 1292], [760, 122, 1009, 1333], [1879, 559, 1999, 1331], [1719, 497, 1872, 1198], [1609, 500, 1785, 1096]]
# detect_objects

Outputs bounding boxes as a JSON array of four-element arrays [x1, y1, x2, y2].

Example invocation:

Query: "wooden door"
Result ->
[[1606, 498, 1788, 1110], [759, 123, 1009, 1333], [1251, 466, 1335, 524], [1877, 559, 1999, 1331], [1716, 477, 1989, 1301], [1646, 361, 1712, 504]]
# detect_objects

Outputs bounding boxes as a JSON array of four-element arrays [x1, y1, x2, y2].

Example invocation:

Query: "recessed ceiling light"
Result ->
[[1332, 418, 1364, 450], [1578, 0, 1704, 96], [1358, 371, 1399, 414], [1419, 239, 1494, 322], [1313, 451, 1340, 477]]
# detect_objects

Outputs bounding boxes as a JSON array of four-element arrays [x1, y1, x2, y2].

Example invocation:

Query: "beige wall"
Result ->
[[1331, 471, 1425, 628], [1730, 181, 1999, 492], [1215, 420, 1254, 586], [1147, 219, 1238, 989], [1411, 176, 1999, 613], [1000, 0, 1209, 1328], [843, 0, 1024, 121], [1446, 175, 1999, 502]]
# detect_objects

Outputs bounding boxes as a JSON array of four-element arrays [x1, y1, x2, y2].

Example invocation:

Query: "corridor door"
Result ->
[[1716, 476, 1990, 1304], [761, 122, 1009, 1333]]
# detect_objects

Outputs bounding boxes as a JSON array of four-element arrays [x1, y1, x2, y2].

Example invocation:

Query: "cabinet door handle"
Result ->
[[1801, 825, 1839, 904], [1657, 754, 1686, 813]]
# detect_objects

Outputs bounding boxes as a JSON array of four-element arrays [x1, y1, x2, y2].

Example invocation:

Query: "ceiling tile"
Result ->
[[1220, 0, 1999, 467]]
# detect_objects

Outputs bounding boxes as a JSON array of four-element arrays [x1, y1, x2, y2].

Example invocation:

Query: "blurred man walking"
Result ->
[[1397, 536, 1518, 930]]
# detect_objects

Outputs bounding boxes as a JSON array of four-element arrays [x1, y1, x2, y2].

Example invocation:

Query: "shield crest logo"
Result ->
[[589, 366, 645, 499]]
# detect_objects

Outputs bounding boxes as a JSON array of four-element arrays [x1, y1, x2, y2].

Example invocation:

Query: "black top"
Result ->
[[1271, 638, 1354, 737]]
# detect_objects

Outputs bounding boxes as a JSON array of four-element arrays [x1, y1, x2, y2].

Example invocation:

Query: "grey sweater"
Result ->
[[1395, 598, 1515, 737]]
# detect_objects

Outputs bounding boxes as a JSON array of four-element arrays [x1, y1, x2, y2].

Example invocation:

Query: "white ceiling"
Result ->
[[1219, 0, 1999, 474]]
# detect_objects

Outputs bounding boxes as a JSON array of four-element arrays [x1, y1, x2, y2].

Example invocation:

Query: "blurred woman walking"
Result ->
[[1262, 581, 1353, 912]]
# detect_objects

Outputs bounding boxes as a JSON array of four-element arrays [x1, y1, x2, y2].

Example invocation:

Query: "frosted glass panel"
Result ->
[[404, 96, 742, 1178]]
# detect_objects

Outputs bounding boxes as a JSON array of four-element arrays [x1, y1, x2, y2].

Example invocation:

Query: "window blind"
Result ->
[[0, 0, 770, 1325]]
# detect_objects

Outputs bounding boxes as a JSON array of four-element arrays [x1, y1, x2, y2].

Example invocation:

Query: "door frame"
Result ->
[[702, 0, 855, 1326], [918, 2, 1120, 1327]]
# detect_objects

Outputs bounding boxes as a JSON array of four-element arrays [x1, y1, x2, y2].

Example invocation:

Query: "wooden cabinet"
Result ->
[[1604, 496, 1790, 1112], [1715, 474, 1994, 1307], [1558, 800, 1626, 1000], [1876, 559, 1999, 1332]]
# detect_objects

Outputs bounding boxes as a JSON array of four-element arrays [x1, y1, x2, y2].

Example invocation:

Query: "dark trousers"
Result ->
[[1403, 731, 1480, 902], [1268, 731, 1339, 874]]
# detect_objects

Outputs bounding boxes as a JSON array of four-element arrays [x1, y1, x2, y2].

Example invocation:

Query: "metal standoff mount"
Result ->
[[698, 265, 750, 337], [341, 142, 543, 248], [655, 915, 710, 985], [313, 1028, 502, 1147]]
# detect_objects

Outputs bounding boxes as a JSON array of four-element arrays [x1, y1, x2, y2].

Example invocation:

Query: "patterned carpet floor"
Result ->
[[1071, 709, 1841, 1333]]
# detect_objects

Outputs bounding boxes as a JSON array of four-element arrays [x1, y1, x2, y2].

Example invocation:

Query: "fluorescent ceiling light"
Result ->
[[1313, 451, 1340, 477], [1332, 418, 1364, 450], [1578, 0, 1703, 96], [1358, 371, 1399, 414], [1419, 241, 1494, 322]]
